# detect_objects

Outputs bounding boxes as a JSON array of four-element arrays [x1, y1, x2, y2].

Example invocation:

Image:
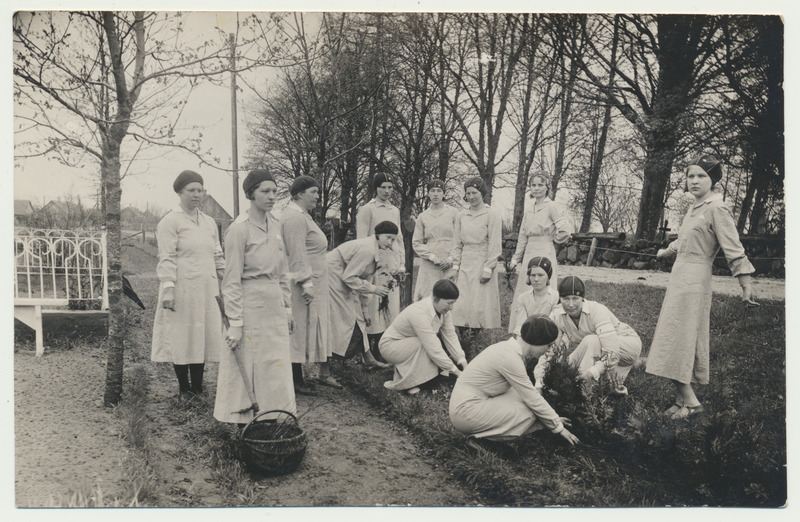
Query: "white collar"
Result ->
[[692, 192, 723, 209]]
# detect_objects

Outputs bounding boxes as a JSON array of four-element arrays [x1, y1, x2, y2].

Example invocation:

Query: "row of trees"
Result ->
[[13, 12, 783, 405], [246, 13, 784, 240]]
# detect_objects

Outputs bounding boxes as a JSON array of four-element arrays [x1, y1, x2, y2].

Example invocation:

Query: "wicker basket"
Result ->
[[240, 410, 307, 475]]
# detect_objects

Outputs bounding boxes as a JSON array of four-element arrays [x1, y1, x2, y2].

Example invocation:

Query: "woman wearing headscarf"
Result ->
[[356, 172, 405, 364], [327, 221, 396, 362], [509, 256, 560, 339], [647, 154, 758, 420], [412, 180, 458, 302], [449, 315, 579, 447], [214, 169, 296, 424], [379, 279, 467, 395], [446, 176, 503, 331], [507, 170, 572, 335], [281, 175, 338, 394], [151, 170, 224, 398]]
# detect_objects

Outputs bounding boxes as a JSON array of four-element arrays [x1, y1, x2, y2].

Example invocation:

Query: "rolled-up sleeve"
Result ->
[[550, 203, 572, 244], [712, 205, 755, 277], [221, 224, 246, 327]]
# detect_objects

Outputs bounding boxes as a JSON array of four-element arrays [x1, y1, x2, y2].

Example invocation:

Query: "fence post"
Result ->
[[586, 237, 598, 266], [101, 228, 109, 310]]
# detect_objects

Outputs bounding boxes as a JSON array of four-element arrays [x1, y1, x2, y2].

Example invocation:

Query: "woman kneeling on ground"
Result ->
[[449, 315, 580, 448], [379, 279, 468, 395], [543, 276, 642, 396]]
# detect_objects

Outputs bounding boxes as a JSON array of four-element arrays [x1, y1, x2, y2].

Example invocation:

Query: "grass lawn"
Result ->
[[335, 274, 786, 507]]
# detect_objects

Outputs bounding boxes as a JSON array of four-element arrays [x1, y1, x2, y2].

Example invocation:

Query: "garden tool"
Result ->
[[215, 295, 259, 415], [231, 345, 260, 415]]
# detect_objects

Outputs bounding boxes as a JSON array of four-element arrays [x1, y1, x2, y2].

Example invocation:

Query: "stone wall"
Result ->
[[502, 233, 784, 279]]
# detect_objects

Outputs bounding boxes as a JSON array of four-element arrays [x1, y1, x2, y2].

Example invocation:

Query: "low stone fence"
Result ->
[[502, 232, 784, 279]]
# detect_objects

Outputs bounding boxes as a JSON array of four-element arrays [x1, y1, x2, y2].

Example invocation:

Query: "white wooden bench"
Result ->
[[14, 227, 109, 355]]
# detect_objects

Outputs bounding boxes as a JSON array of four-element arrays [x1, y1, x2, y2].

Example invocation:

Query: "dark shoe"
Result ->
[[316, 375, 343, 389], [295, 382, 318, 396]]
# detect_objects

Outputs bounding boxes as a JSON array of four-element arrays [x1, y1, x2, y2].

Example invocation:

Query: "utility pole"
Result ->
[[229, 32, 240, 217]]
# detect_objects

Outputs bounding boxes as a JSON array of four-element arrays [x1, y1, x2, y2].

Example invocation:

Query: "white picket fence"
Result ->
[[13, 227, 109, 355]]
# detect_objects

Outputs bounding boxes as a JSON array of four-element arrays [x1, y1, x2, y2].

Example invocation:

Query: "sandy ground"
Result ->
[[557, 265, 785, 302], [14, 245, 478, 507]]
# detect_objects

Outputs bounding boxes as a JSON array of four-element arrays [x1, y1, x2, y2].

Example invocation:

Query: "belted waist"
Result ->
[[675, 253, 714, 265]]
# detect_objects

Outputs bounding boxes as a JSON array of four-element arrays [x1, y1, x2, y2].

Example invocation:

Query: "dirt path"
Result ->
[[13, 245, 478, 507], [558, 265, 785, 302]]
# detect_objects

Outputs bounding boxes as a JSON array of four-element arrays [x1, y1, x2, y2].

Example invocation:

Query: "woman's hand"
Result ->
[[479, 272, 491, 284], [437, 258, 453, 270], [161, 287, 175, 311], [373, 284, 390, 298], [226, 325, 243, 350], [445, 268, 458, 283], [508, 260, 518, 273], [558, 427, 580, 446], [302, 285, 314, 305], [741, 285, 759, 307], [656, 248, 674, 260]]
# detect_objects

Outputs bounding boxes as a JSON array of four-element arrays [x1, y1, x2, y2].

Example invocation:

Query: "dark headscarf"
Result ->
[[374, 220, 399, 236], [520, 314, 560, 346], [527, 256, 553, 281], [173, 170, 203, 193], [464, 176, 488, 197], [290, 175, 318, 197], [427, 179, 446, 192], [558, 275, 586, 298], [689, 154, 723, 184], [432, 279, 459, 300], [373, 172, 395, 189], [243, 169, 275, 197]]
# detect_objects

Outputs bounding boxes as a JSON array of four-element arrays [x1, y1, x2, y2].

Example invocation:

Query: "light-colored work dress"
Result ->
[[646, 193, 754, 385], [509, 287, 560, 338], [411, 205, 458, 302], [508, 197, 571, 334], [281, 201, 331, 364], [449, 338, 565, 441], [449, 205, 502, 329], [151, 207, 224, 365], [213, 210, 296, 424], [379, 296, 466, 391], [545, 300, 642, 385], [326, 237, 381, 357], [356, 198, 405, 334]]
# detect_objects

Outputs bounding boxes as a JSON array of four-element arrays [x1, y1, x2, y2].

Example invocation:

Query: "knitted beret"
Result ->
[[173, 170, 203, 193], [290, 175, 318, 196], [520, 314, 560, 346]]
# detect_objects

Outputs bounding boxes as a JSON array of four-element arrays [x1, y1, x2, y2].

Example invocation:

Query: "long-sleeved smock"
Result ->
[[550, 300, 639, 374], [379, 297, 466, 390], [357, 198, 405, 333], [411, 204, 458, 301], [508, 197, 571, 332], [646, 192, 755, 385], [448, 204, 503, 328], [151, 207, 224, 364], [221, 210, 292, 327], [281, 201, 331, 363], [213, 208, 296, 424], [510, 287, 560, 337], [326, 236, 381, 356], [449, 338, 563, 441]]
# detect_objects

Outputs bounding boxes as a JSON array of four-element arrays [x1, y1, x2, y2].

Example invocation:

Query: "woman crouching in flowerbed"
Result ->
[[449, 314, 580, 453]]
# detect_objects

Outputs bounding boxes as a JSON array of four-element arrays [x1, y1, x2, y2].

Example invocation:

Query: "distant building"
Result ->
[[199, 193, 233, 240], [14, 199, 34, 226]]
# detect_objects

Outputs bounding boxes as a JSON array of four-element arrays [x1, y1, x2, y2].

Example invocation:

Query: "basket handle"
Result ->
[[240, 409, 299, 439]]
